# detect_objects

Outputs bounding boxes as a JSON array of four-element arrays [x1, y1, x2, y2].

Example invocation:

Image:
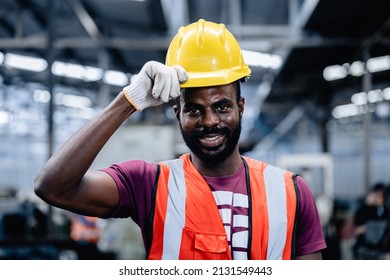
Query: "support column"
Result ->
[[46, 0, 56, 237], [362, 47, 372, 194]]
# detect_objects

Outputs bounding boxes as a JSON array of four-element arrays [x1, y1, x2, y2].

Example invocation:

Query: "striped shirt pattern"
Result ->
[[204, 163, 249, 260]]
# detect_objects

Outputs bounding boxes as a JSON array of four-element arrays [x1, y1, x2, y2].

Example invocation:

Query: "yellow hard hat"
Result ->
[[166, 19, 251, 88]]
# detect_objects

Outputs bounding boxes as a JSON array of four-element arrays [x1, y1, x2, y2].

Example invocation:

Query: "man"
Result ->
[[353, 183, 390, 259], [34, 19, 326, 260]]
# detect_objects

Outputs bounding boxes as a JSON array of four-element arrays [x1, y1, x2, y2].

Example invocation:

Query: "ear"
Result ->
[[173, 105, 180, 121], [238, 96, 245, 117]]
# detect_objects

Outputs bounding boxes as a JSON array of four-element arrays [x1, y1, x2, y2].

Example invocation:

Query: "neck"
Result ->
[[190, 149, 242, 177]]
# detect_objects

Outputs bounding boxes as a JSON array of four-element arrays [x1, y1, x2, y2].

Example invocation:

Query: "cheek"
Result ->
[[220, 113, 239, 126], [180, 117, 197, 132]]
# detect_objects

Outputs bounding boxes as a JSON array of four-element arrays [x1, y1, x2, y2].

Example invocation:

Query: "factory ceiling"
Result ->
[[0, 0, 389, 150]]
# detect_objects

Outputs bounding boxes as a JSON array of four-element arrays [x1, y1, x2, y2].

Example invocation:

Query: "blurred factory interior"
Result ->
[[0, 0, 390, 260]]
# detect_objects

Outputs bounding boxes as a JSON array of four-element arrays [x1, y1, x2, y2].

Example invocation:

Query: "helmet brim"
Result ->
[[180, 68, 251, 88]]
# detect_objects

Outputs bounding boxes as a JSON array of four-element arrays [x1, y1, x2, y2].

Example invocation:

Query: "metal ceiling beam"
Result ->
[[227, 25, 291, 38], [160, 0, 190, 36], [228, 0, 242, 26], [294, 0, 320, 29], [0, 34, 360, 51], [66, 0, 105, 46], [0, 36, 47, 48], [251, 105, 306, 155]]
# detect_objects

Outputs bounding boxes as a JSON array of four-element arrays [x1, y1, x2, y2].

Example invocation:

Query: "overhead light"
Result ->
[[367, 55, 390, 73], [323, 64, 348, 81], [103, 70, 128, 86], [2, 53, 128, 86], [33, 89, 95, 113], [332, 104, 360, 119], [33, 89, 51, 103], [55, 93, 92, 108], [333, 86, 390, 119], [52, 62, 84, 79], [376, 102, 390, 118], [383, 87, 390, 100], [84, 66, 103, 82], [242, 50, 282, 69], [0, 111, 11, 125], [349, 61, 365, 77], [367, 89, 383, 103], [350, 89, 384, 105], [324, 55, 390, 81], [4, 53, 47, 72], [52, 61, 103, 82], [351, 92, 367, 106]]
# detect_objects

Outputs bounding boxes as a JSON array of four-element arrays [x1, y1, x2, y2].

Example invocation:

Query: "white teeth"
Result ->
[[199, 134, 224, 148]]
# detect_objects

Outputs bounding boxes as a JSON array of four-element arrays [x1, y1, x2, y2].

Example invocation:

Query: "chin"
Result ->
[[197, 149, 231, 165]]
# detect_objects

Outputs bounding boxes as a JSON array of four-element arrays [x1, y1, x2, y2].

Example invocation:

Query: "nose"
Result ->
[[200, 108, 219, 128]]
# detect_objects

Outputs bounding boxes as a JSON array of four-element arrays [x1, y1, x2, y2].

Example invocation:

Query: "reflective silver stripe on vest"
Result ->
[[263, 164, 287, 260], [161, 158, 186, 259]]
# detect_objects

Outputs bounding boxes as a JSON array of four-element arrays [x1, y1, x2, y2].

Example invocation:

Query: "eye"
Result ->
[[184, 106, 201, 116], [217, 104, 228, 111], [215, 103, 231, 113], [189, 108, 199, 114]]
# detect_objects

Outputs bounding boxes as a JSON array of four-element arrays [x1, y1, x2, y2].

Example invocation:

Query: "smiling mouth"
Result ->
[[199, 134, 225, 149]]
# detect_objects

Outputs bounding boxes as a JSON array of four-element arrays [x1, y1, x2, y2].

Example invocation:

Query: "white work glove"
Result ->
[[122, 61, 188, 111]]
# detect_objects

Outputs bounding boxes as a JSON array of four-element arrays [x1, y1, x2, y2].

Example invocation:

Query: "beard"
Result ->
[[180, 119, 242, 166]]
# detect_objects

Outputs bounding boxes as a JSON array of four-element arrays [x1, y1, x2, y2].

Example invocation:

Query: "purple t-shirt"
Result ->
[[102, 158, 326, 258]]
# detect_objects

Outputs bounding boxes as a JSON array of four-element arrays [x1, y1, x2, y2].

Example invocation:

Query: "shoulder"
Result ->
[[241, 156, 267, 172], [294, 175, 327, 255], [294, 176, 322, 220], [293, 176, 318, 215], [100, 160, 159, 219], [101, 160, 159, 206], [243, 156, 297, 176], [295, 176, 313, 197], [293, 175, 318, 214]]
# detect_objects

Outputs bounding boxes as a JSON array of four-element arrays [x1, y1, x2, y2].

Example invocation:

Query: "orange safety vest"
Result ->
[[147, 154, 298, 260]]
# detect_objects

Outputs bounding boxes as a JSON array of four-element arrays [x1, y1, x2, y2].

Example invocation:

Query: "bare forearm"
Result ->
[[34, 92, 135, 202]]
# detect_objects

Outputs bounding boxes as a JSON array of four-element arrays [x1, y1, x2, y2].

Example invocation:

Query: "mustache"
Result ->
[[192, 126, 230, 138]]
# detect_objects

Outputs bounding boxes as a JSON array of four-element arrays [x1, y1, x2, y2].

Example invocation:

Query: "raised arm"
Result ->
[[34, 61, 187, 218], [34, 92, 134, 217]]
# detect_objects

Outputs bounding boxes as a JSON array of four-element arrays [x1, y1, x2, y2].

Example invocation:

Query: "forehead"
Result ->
[[181, 83, 236, 104]]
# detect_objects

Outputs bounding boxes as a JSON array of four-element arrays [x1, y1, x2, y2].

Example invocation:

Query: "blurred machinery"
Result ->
[[0, 186, 116, 259]]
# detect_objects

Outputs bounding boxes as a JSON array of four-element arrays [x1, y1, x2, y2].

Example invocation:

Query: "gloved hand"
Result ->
[[122, 61, 188, 111]]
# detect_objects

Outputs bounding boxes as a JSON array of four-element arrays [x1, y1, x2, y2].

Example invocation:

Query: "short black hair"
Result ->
[[372, 182, 386, 192]]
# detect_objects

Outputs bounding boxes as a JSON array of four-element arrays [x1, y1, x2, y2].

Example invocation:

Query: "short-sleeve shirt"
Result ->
[[102, 157, 326, 258]]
